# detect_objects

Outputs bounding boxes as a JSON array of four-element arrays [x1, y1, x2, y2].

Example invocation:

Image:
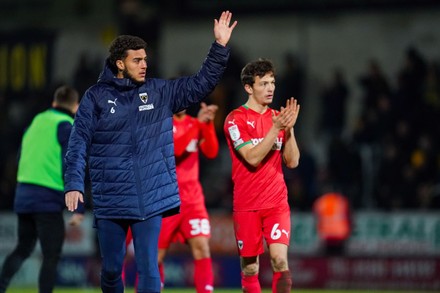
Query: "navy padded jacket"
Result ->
[[64, 42, 230, 220]]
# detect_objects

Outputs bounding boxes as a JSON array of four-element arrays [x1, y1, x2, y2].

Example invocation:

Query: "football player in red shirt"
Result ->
[[125, 102, 219, 292], [159, 102, 218, 292], [223, 59, 300, 293]]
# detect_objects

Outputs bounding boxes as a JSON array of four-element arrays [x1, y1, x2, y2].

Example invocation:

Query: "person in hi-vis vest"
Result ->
[[313, 192, 351, 256], [0, 85, 83, 293]]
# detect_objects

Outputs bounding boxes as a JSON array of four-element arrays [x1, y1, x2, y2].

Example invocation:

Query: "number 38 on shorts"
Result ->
[[189, 218, 210, 236]]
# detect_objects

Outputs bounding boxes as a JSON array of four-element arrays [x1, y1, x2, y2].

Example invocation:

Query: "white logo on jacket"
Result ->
[[108, 98, 117, 114], [139, 104, 154, 111], [139, 92, 148, 104], [138, 92, 154, 111], [108, 98, 117, 106]]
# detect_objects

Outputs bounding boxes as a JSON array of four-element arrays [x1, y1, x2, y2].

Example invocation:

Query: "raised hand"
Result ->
[[214, 11, 238, 47]]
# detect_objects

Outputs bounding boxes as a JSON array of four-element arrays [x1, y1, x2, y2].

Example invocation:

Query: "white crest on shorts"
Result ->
[[228, 125, 240, 142], [237, 240, 244, 250]]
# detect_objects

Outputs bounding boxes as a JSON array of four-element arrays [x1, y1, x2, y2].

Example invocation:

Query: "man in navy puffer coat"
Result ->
[[64, 11, 237, 293], [65, 11, 237, 293]]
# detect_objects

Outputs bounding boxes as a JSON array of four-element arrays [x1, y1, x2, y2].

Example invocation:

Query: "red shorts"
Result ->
[[233, 203, 291, 257], [158, 203, 210, 249]]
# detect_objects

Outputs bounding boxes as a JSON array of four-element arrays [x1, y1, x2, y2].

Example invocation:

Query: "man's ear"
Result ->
[[244, 84, 253, 95], [116, 60, 124, 71]]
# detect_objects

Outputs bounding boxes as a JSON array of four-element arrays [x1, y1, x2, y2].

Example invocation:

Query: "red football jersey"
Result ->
[[173, 115, 218, 207], [224, 105, 288, 211]]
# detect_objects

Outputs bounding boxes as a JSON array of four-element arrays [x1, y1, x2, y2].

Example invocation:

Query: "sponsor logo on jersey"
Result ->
[[237, 240, 244, 250], [251, 137, 283, 150]]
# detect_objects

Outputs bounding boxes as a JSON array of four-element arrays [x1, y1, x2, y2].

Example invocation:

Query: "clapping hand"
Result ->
[[272, 98, 300, 130], [198, 102, 218, 123]]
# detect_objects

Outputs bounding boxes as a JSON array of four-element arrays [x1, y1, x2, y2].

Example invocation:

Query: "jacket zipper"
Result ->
[[129, 91, 146, 219]]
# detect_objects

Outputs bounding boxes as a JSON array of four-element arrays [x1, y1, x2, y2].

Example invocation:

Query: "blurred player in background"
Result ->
[[159, 102, 219, 292], [0, 85, 84, 293], [224, 59, 300, 293], [125, 102, 219, 292]]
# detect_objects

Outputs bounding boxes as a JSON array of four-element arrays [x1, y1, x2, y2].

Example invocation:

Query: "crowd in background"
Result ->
[[1, 44, 440, 213], [307, 46, 440, 211]]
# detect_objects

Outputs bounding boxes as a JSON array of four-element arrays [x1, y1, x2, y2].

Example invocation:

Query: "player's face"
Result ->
[[250, 72, 275, 106], [118, 49, 147, 83]]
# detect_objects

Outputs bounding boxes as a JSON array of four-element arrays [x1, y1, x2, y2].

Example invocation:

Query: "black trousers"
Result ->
[[0, 212, 65, 293]]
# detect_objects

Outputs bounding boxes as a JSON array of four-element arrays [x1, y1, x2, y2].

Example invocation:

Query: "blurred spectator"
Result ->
[[285, 143, 318, 210], [399, 46, 427, 98], [420, 61, 440, 138], [73, 53, 100, 97], [275, 52, 305, 109], [422, 61, 440, 110], [319, 67, 349, 139], [359, 59, 391, 115], [353, 94, 395, 145], [313, 192, 351, 256], [220, 46, 247, 115], [326, 137, 363, 208], [395, 46, 427, 123], [374, 138, 404, 209]]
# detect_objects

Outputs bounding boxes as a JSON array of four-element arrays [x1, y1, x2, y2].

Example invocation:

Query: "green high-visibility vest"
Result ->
[[17, 109, 74, 191]]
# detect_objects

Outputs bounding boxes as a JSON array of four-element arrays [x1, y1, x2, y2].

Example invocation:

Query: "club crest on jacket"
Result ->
[[139, 92, 148, 104]]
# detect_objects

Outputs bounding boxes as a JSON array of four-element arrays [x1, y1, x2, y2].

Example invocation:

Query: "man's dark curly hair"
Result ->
[[240, 58, 275, 86], [108, 35, 147, 73]]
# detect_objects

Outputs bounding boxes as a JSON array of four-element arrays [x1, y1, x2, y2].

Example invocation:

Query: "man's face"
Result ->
[[250, 72, 275, 106], [118, 49, 147, 83]]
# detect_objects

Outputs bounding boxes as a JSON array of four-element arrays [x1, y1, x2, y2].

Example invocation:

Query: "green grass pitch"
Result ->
[[5, 288, 433, 293]]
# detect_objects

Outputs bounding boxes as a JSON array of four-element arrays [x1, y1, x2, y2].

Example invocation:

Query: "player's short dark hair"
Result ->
[[53, 85, 79, 108], [108, 35, 147, 73], [240, 58, 275, 86]]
